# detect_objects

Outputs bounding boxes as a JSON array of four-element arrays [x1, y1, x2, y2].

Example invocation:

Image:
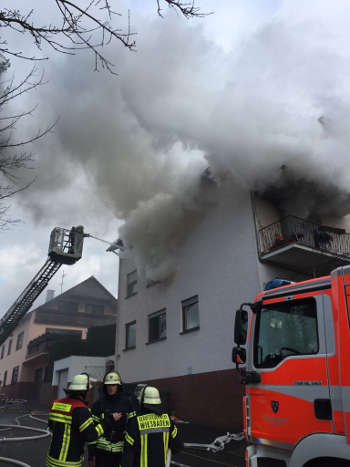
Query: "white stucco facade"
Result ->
[[115, 184, 350, 429], [52, 355, 113, 385], [116, 186, 299, 383]]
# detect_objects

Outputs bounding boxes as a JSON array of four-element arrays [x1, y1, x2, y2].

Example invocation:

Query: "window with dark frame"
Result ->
[[58, 301, 78, 313], [3, 371, 7, 386], [11, 366, 19, 384], [126, 270, 138, 297], [0, 346, 4, 359], [125, 321, 136, 349], [148, 309, 166, 343], [85, 303, 104, 315], [7, 339, 12, 356], [16, 332, 24, 351], [182, 295, 199, 332]]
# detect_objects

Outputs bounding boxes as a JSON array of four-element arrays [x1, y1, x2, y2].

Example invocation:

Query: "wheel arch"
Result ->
[[289, 433, 350, 467]]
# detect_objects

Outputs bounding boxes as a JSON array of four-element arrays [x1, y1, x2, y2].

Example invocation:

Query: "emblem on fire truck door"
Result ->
[[271, 401, 279, 413]]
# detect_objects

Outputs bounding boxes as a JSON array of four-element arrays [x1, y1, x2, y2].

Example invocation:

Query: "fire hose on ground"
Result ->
[[184, 431, 245, 453], [0, 412, 50, 466], [0, 457, 31, 467]]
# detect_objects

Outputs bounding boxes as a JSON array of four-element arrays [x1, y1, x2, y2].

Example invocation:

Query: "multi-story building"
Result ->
[[0, 276, 117, 401], [116, 183, 350, 430]]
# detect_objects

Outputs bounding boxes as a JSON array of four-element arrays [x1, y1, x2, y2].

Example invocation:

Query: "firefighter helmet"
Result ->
[[103, 371, 122, 385], [143, 386, 161, 405], [66, 373, 95, 391], [135, 384, 148, 404]]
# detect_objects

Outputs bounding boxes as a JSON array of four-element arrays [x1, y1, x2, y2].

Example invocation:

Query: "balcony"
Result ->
[[258, 216, 350, 275]]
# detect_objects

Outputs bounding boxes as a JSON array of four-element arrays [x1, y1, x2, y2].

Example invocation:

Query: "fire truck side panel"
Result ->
[[322, 291, 346, 435], [247, 294, 333, 448], [340, 273, 350, 443], [331, 268, 350, 444]]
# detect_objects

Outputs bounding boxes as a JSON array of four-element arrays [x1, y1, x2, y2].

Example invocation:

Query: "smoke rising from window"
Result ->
[[13, 0, 350, 281]]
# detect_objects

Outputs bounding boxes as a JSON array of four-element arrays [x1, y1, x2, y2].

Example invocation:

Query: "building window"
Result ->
[[0, 346, 4, 359], [59, 301, 78, 313], [11, 366, 19, 384], [181, 295, 200, 333], [85, 304, 104, 315], [126, 270, 137, 298], [16, 332, 24, 351], [125, 321, 136, 350], [148, 309, 166, 343], [7, 339, 12, 356], [3, 371, 7, 386]]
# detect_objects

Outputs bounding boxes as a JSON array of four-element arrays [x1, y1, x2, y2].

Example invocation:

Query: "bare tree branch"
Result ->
[[157, 0, 210, 18], [0, 1, 137, 72], [0, 65, 52, 227], [0, 1, 207, 227], [0, 1, 206, 72]]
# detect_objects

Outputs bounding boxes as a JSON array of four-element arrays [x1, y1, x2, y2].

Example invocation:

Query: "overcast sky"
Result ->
[[2, 0, 350, 317]]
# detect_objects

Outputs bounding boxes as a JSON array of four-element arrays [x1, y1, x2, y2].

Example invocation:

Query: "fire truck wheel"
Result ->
[[304, 458, 350, 467]]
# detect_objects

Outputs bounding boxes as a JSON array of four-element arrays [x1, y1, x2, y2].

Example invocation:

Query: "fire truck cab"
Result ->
[[233, 266, 350, 467]]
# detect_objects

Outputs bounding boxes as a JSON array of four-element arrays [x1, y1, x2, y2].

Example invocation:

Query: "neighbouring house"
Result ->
[[0, 276, 117, 403], [52, 354, 114, 401], [116, 183, 350, 430]]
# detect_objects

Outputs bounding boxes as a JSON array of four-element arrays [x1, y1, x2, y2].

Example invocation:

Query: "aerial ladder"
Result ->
[[0, 226, 85, 347]]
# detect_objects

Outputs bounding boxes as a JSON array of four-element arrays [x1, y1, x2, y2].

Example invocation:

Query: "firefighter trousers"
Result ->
[[95, 450, 122, 467]]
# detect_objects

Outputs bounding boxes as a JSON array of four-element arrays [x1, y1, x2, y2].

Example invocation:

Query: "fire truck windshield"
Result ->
[[253, 298, 319, 368]]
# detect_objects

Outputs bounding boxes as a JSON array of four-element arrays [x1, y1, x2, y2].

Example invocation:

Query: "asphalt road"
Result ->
[[0, 407, 245, 467]]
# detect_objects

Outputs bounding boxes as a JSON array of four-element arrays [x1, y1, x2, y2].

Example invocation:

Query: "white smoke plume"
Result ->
[[11, 0, 350, 280]]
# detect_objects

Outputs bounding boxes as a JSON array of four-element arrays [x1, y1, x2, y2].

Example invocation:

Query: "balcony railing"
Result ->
[[258, 215, 350, 258]]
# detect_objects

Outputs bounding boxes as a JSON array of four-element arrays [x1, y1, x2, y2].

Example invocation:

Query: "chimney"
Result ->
[[45, 289, 55, 303]]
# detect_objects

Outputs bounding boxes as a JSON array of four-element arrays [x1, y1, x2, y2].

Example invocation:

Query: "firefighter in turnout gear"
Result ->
[[122, 385, 183, 467], [88, 371, 137, 467], [46, 373, 111, 467]]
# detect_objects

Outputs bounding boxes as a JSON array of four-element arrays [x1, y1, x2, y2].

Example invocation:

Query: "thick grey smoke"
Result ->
[[13, 0, 350, 280]]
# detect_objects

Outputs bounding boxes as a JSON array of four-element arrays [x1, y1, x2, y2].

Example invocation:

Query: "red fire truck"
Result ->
[[233, 267, 350, 466]]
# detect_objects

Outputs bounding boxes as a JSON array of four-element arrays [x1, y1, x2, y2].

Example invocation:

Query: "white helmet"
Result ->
[[143, 386, 161, 405], [66, 373, 95, 391], [104, 372, 121, 385]]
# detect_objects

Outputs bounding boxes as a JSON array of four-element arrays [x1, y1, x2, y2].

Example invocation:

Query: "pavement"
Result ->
[[0, 403, 245, 467]]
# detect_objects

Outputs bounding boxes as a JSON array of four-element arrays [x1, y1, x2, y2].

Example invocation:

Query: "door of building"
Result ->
[[57, 369, 68, 399]]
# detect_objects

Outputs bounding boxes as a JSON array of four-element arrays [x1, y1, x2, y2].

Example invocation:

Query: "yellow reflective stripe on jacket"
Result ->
[[58, 423, 71, 462], [163, 431, 169, 461], [49, 413, 72, 424], [92, 414, 100, 422], [79, 417, 93, 432], [95, 423, 104, 436], [125, 432, 135, 446], [46, 454, 83, 467], [128, 410, 136, 420], [140, 433, 148, 467], [52, 402, 72, 413], [96, 437, 124, 452], [171, 425, 177, 439]]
